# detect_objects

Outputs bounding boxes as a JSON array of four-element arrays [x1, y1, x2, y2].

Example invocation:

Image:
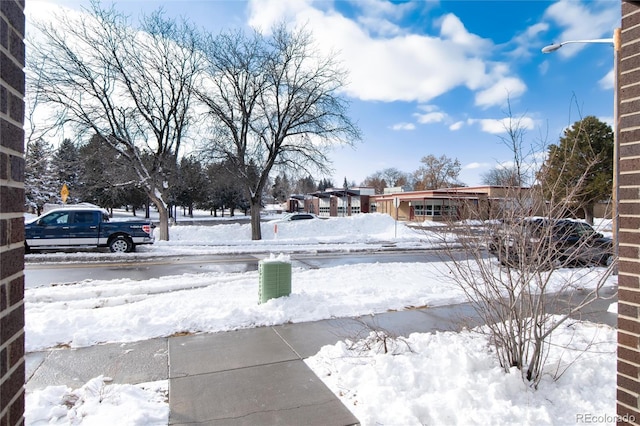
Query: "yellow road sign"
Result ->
[[60, 184, 69, 203]]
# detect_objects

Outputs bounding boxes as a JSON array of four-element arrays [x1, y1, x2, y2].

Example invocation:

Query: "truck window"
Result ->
[[41, 212, 70, 225], [74, 211, 95, 224]]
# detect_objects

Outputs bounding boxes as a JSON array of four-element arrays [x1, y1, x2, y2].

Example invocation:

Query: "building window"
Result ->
[[412, 200, 456, 217]]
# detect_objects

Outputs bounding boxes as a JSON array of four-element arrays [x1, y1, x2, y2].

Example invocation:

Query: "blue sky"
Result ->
[[28, 0, 620, 187]]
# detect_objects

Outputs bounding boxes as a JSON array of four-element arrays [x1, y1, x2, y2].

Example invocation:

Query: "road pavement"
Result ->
[[24, 250, 460, 288]]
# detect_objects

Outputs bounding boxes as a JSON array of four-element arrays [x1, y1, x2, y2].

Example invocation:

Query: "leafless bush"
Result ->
[[344, 318, 413, 356], [427, 114, 616, 388]]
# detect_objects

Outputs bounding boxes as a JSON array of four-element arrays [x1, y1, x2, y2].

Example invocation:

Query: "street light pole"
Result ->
[[541, 38, 615, 53], [542, 29, 621, 271]]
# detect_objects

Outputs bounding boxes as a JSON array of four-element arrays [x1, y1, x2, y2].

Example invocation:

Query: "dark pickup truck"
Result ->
[[25, 208, 155, 253]]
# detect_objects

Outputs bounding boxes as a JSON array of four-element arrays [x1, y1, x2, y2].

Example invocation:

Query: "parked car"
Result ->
[[25, 207, 155, 253], [488, 218, 613, 269], [269, 213, 318, 223]]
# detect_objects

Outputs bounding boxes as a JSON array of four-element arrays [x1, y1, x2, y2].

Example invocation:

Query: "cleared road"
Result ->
[[24, 250, 459, 288]]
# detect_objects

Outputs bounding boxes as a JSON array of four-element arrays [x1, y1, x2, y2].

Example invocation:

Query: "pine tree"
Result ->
[[173, 156, 207, 217], [540, 116, 613, 224], [51, 138, 80, 204], [77, 134, 130, 209], [25, 139, 59, 214]]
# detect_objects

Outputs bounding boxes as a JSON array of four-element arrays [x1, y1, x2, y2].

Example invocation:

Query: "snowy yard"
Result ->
[[24, 213, 619, 425]]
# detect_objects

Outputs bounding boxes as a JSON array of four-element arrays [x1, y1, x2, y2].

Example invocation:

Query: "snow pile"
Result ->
[[25, 261, 616, 352], [261, 253, 291, 263], [157, 213, 430, 246], [25, 376, 168, 425], [306, 321, 616, 426]]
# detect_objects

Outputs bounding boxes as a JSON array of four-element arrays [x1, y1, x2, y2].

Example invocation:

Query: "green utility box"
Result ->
[[258, 260, 292, 304]]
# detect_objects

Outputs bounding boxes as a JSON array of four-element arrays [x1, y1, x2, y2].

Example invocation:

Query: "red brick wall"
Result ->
[[0, 0, 25, 424], [619, 2, 640, 424]]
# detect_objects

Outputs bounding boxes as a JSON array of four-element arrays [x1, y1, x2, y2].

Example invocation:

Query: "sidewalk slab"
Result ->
[[169, 327, 299, 377], [169, 360, 358, 426], [168, 325, 359, 425], [25, 338, 168, 391], [271, 318, 365, 358]]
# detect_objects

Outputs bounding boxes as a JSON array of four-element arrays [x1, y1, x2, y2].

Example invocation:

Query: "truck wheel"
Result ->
[[109, 236, 133, 253]]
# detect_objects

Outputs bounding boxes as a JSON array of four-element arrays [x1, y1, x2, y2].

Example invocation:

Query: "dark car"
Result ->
[[269, 213, 318, 223], [489, 218, 613, 269]]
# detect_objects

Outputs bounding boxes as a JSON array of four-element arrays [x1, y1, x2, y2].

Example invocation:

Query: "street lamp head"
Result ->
[[541, 43, 562, 53], [541, 37, 614, 54]]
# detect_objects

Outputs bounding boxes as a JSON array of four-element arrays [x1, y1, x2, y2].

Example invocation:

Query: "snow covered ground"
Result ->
[[24, 212, 620, 425]]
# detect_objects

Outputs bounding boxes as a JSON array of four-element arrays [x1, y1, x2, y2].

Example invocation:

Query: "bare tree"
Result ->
[[413, 154, 464, 190], [480, 166, 522, 187], [198, 24, 361, 240], [494, 100, 537, 187], [28, 4, 202, 240], [363, 167, 410, 194], [431, 114, 615, 388]]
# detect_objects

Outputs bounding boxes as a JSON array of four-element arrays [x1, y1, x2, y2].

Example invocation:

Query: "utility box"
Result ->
[[258, 260, 291, 303]]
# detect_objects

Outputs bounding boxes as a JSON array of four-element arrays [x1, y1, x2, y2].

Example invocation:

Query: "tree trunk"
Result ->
[[583, 204, 594, 225], [250, 196, 262, 240], [148, 191, 170, 241]]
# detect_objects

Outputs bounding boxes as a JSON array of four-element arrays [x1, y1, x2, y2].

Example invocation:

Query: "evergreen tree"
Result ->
[[77, 134, 130, 209], [272, 173, 292, 202], [201, 161, 248, 217], [173, 156, 207, 217], [294, 175, 316, 194], [317, 178, 334, 191], [25, 138, 58, 214], [51, 138, 81, 204], [539, 116, 614, 224]]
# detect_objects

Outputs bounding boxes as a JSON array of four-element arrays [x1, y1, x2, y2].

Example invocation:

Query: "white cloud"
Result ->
[[467, 116, 536, 135], [600, 116, 614, 128], [414, 105, 448, 124], [544, 0, 619, 59], [464, 162, 489, 170], [449, 121, 464, 131], [538, 60, 550, 76], [415, 111, 447, 124], [508, 22, 550, 59], [391, 122, 416, 131], [438, 13, 492, 53], [352, 0, 417, 37], [247, 0, 525, 107], [599, 68, 614, 90], [475, 77, 527, 109]]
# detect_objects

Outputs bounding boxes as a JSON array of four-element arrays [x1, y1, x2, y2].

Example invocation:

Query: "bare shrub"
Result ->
[[428, 113, 616, 388], [344, 318, 413, 356]]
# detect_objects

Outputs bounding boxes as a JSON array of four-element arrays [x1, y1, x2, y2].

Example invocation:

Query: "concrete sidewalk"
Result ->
[[24, 298, 616, 425], [25, 304, 482, 425]]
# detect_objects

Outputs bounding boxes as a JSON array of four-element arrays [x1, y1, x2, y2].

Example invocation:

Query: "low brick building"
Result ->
[[617, 2, 640, 423], [0, 1, 26, 424]]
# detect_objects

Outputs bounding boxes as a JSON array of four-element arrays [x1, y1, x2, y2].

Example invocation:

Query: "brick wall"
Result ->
[[619, 2, 640, 424], [0, 0, 25, 424]]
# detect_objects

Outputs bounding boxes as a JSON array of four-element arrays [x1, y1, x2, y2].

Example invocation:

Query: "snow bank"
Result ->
[[306, 321, 617, 426]]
